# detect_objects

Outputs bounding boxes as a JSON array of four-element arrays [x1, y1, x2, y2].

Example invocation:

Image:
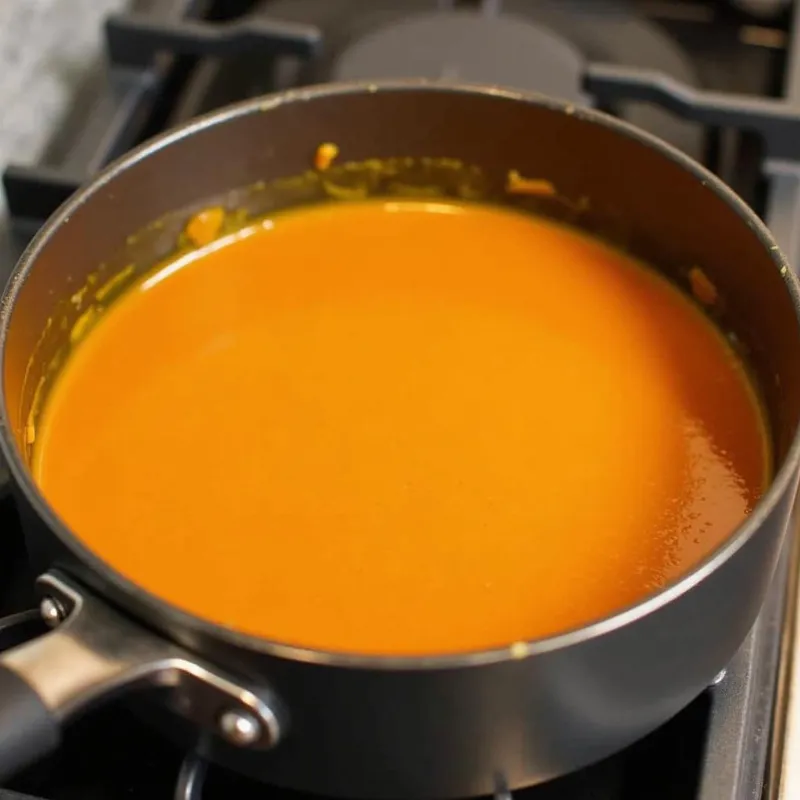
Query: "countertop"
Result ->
[[0, 0, 126, 211]]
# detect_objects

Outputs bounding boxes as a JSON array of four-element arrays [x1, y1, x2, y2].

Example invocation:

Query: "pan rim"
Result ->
[[2, 78, 800, 670]]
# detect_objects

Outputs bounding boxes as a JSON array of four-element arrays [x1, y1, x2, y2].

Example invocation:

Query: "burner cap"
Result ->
[[329, 11, 586, 102]]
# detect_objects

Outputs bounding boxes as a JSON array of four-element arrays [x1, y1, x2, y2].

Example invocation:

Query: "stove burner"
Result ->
[[329, 11, 586, 102], [295, 0, 702, 157]]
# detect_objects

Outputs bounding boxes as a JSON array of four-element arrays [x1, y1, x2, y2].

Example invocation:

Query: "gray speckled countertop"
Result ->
[[0, 0, 127, 210]]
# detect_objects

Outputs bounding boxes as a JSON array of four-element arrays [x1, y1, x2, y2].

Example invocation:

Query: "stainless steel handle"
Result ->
[[0, 571, 283, 780]]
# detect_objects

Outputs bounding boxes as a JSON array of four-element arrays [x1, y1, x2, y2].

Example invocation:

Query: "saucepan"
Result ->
[[0, 82, 799, 799]]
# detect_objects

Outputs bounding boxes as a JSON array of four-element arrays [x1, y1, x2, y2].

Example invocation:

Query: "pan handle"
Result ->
[[0, 571, 283, 781]]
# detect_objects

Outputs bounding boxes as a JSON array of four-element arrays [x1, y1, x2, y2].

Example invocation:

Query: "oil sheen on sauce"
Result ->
[[32, 199, 769, 656]]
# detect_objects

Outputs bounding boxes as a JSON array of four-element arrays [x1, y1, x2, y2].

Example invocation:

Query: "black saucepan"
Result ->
[[0, 82, 799, 799]]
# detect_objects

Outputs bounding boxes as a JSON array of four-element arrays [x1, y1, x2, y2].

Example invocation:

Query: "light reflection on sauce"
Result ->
[[33, 199, 769, 655]]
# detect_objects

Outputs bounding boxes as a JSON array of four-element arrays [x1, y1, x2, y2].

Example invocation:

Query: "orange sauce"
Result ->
[[32, 199, 769, 655]]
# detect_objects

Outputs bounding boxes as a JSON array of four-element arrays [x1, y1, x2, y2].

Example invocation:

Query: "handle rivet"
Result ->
[[39, 596, 66, 627], [218, 709, 262, 746]]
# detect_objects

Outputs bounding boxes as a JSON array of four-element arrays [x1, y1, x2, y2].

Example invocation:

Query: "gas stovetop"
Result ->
[[2, 1, 800, 798]]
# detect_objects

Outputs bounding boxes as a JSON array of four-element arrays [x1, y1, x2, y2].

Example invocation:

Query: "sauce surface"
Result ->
[[33, 199, 768, 655]]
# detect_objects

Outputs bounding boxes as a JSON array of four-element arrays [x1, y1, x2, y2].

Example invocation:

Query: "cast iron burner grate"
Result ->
[[1, 1, 800, 798]]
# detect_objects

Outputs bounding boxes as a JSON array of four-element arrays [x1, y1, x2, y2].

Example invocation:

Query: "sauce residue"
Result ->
[[32, 199, 769, 655], [506, 170, 557, 197], [314, 142, 339, 171], [184, 206, 225, 248]]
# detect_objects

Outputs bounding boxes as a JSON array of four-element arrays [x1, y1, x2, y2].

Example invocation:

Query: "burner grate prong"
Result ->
[[494, 772, 513, 800], [105, 13, 322, 69], [174, 752, 207, 800], [585, 62, 800, 162]]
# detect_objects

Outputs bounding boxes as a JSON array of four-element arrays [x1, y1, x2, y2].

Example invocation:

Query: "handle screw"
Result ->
[[218, 709, 262, 747], [39, 596, 66, 627]]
